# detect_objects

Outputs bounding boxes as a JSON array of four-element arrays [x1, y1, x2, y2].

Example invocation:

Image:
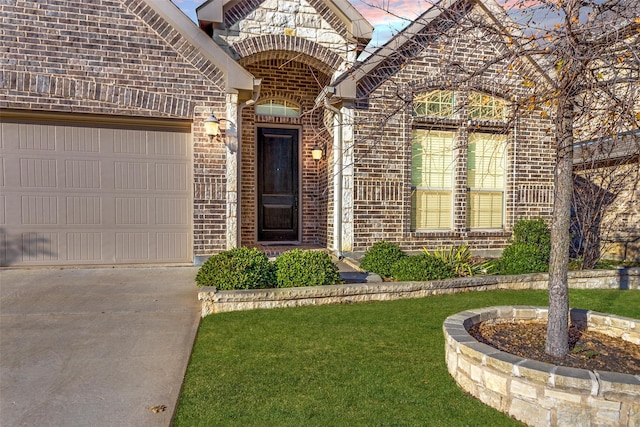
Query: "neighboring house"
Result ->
[[572, 130, 639, 263], [570, 21, 640, 264], [0, 0, 555, 267]]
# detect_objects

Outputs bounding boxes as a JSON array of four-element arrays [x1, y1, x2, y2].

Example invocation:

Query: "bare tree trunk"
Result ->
[[546, 97, 574, 358]]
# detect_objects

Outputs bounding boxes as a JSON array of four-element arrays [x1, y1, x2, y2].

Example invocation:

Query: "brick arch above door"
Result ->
[[233, 35, 344, 76]]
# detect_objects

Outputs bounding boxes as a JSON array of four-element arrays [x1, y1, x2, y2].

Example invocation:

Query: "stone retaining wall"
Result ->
[[198, 268, 639, 317], [443, 306, 640, 426]]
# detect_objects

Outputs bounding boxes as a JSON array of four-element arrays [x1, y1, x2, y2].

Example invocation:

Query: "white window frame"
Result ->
[[466, 132, 506, 229], [411, 129, 455, 230], [255, 98, 300, 118]]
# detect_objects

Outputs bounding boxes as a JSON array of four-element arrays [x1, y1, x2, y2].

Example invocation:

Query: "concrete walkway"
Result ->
[[0, 267, 200, 427]]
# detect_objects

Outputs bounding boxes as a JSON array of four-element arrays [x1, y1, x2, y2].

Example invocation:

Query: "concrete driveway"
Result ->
[[0, 266, 200, 427]]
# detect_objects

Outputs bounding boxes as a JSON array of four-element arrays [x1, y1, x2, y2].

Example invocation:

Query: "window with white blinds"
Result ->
[[467, 132, 506, 228], [411, 130, 454, 229]]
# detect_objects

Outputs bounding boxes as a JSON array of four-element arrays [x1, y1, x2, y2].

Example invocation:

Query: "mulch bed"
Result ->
[[469, 320, 640, 375]]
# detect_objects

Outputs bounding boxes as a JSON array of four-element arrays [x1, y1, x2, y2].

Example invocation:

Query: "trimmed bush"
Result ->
[[195, 247, 275, 290], [275, 249, 342, 288], [360, 241, 406, 278], [497, 218, 551, 275], [512, 217, 551, 248], [390, 254, 456, 281], [498, 243, 549, 275]]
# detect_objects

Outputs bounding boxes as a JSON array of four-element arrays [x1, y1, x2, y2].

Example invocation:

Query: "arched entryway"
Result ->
[[237, 49, 339, 248]]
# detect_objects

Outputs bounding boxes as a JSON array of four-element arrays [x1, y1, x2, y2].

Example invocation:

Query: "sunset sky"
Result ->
[[173, 0, 428, 45], [173, 0, 561, 48]]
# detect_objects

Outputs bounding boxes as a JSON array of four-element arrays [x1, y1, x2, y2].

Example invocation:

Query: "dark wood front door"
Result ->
[[257, 128, 299, 242]]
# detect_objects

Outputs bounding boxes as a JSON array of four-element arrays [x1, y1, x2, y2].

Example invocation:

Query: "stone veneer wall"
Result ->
[[443, 307, 640, 426], [199, 268, 639, 316], [216, 0, 357, 73]]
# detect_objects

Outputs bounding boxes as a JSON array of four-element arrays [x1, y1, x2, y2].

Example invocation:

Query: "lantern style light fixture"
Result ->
[[311, 143, 324, 161], [204, 112, 221, 141]]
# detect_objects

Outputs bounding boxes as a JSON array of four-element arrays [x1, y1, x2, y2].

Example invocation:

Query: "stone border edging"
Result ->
[[443, 306, 640, 426], [198, 268, 639, 316]]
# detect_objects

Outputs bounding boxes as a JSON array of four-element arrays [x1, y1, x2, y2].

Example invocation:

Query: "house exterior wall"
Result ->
[[215, 0, 358, 75], [239, 58, 332, 246], [348, 11, 556, 253], [574, 162, 640, 262], [217, 0, 359, 248], [0, 0, 230, 259]]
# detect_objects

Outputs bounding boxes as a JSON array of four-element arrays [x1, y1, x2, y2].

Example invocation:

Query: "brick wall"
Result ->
[[240, 58, 331, 246], [0, 0, 230, 256], [348, 5, 556, 252]]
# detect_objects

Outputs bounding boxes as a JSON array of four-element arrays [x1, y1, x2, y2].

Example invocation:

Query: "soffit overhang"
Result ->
[[196, 0, 373, 42], [331, 0, 554, 101], [145, 0, 256, 97]]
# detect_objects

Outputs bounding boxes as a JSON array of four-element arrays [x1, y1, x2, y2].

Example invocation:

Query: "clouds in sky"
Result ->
[[173, 0, 422, 46], [171, 0, 554, 48], [173, 0, 422, 26]]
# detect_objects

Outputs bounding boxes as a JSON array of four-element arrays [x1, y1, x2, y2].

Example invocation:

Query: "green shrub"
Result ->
[[360, 241, 406, 278], [498, 243, 550, 275], [497, 218, 551, 275], [512, 217, 551, 248], [195, 247, 275, 290], [275, 249, 342, 288], [390, 254, 456, 281], [425, 244, 492, 277]]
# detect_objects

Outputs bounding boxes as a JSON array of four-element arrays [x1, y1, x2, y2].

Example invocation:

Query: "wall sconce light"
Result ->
[[205, 112, 238, 153], [311, 143, 324, 161], [204, 112, 222, 141]]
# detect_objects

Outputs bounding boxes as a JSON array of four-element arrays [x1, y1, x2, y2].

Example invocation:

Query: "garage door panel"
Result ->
[[116, 197, 149, 225], [20, 158, 58, 188], [116, 232, 149, 261], [63, 127, 100, 152], [66, 196, 102, 225], [155, 162, 188, 191], [67, 232, 102, 262], [21, 195, 58, 225], [21, 231, 59, 262], [0, 195, 5, 225], [64, 159, 101, 189], [18, 124, 57, 151], [152, 131, 188, 156], [0, 157, 4, 186], [1, 118, 192, 266], [157, 232, 189, 259], [155, 198, 189, 225], [109, 128, 148, 155]]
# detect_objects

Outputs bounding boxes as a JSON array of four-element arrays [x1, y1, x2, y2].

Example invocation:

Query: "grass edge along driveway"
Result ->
[[175, 289, 639, 427]]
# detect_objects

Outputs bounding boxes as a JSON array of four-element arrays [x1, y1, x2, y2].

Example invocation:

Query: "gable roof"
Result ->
[[146, 0, 256, 95], [331, 0, 552, 100], [195, 0, 373, 43]]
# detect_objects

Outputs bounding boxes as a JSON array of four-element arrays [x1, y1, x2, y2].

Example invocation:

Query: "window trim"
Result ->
[[255, 98, 301, 118], [410, 129, 455, 231], [409, 90, 510, 234]]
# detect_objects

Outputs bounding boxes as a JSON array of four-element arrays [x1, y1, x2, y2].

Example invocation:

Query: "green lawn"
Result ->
[[175, 289, 640, 426]]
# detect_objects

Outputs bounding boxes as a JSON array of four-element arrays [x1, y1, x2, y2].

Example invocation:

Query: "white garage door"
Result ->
[[0, 114, 192, 266]]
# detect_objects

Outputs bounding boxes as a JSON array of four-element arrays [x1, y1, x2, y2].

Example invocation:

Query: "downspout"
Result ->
[[235, 79, 262, 247], [324, 94, 344, 259]]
